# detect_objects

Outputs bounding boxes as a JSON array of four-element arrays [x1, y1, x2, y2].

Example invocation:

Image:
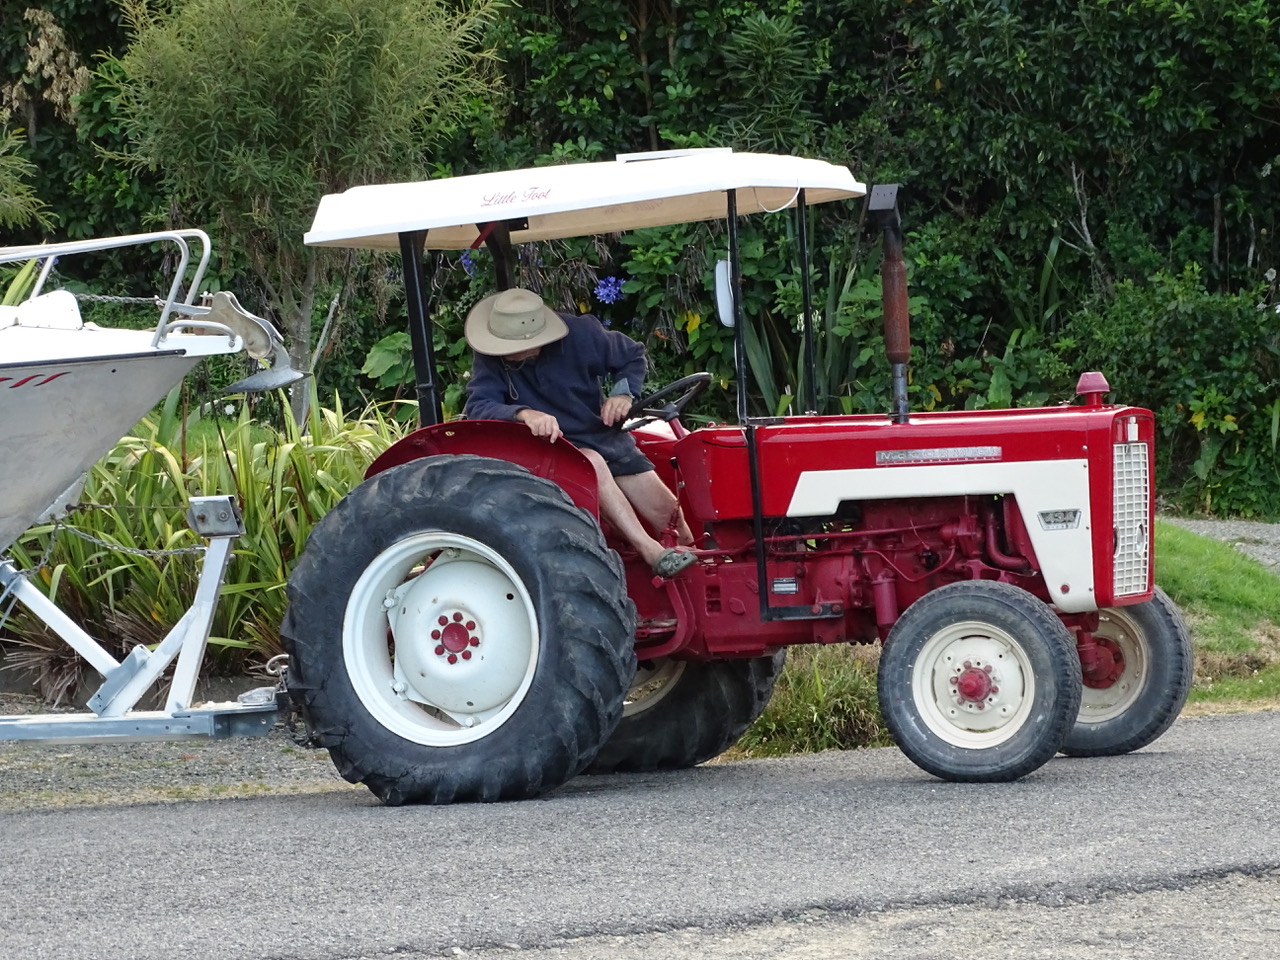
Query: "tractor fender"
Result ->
[[365, 420, 600, 516]]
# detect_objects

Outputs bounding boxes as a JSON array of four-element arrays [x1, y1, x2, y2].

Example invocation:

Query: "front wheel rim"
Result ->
[[912, 620, 1035, 748], [1078, 608, 1149, 723], [343, 531, 539, 746]]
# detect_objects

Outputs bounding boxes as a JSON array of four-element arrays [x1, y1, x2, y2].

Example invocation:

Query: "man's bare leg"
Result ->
[[615, 470, 694, 546], [580, 449, 679, 567]]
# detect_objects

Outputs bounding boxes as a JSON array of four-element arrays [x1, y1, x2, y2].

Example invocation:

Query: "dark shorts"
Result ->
[[572, 432, 655, 478], [605, 446, 655, 478]]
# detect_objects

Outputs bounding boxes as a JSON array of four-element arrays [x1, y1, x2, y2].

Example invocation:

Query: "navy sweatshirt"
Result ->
[[463, 313, 647, 463]]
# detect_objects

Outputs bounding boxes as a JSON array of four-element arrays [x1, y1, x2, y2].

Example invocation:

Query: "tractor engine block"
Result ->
[[630, 494, 1046, 660]]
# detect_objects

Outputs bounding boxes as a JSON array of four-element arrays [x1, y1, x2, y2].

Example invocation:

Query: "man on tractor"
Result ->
[[462, 287, 696, 577]]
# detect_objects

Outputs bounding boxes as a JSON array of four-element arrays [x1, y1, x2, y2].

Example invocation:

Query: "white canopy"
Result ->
[[305, 149, 866, 251]]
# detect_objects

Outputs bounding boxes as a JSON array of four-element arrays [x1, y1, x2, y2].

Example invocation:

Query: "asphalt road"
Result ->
[[3, 711, 1280, 960]]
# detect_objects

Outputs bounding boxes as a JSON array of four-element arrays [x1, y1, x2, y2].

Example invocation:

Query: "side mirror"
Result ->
[[714, 259, 735, 327]]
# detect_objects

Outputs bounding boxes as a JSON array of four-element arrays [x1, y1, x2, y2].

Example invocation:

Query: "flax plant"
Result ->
[[740, 219, 884, 418]]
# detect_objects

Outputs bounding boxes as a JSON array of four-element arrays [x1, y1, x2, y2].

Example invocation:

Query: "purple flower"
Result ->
[[460, 251, 476, 276], [594, 275, 625, 305]]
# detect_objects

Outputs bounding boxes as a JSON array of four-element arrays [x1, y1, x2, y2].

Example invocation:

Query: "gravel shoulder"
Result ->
[[1161, 515, 1280, 570], [0, 691, 356, 812]]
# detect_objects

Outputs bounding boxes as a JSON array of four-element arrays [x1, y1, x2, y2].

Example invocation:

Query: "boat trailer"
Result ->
[[0, 230, 300, 743]]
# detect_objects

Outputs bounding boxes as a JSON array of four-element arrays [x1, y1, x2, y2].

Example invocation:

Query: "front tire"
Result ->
[[282, 455, 636, 804], [878, 581, 1082, 782], [585, 652, 785, 774], [1061, 587, 1192, 757]]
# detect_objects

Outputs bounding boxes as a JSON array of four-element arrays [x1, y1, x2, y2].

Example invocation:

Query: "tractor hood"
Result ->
[[305, 149, 866, 251]]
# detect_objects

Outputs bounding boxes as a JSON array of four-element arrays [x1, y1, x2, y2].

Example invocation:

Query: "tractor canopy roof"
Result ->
[[305, 149, 866, 251]]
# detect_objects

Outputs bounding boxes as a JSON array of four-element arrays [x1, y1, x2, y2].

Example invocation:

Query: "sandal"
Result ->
[[651, 547, 697, 578]]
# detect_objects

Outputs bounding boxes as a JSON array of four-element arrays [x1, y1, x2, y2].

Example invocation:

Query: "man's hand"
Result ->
[[516, 408, 562, 443], [601, 394, 633, 427]]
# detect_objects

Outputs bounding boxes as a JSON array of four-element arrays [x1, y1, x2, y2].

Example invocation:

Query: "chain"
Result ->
[[0, 515, 206, 632], [54, 523, 206, 558], [283, 704, 318, 747], [38, 504, 207, 557], [0, 530, 61, 633]]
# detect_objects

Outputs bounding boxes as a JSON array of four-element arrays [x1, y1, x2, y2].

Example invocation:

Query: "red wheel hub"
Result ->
[[1080, 636, 1124, 688], [954, 664, 993, 702], [948, 659, 1000, 709], [428, 611, 481, 664]]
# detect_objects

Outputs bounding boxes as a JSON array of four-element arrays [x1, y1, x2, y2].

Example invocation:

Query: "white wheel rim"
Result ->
[[912, 620, 1035, 748], [343, 531, 539, 746], [622, 659, 686, 718], [1078, 608, 1149, 723]]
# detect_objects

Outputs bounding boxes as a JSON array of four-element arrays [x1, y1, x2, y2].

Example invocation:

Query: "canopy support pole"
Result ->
[[399, 230, 442, 427], [797, 189, 818, 415]]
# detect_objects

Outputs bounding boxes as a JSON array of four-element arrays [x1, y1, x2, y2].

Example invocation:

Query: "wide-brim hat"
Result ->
[[464, 288, 569, 357]]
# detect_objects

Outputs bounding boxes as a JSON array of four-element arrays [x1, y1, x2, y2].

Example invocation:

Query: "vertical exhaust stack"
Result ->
[[869, 184, 911, 424]]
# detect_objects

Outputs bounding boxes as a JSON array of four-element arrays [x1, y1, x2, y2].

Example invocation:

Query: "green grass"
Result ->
[[1155, 520, 1280, 704]]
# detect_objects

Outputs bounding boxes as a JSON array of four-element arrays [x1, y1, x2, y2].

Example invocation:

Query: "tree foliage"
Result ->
[[458, 0, 1280, 510], [4, 0, 1280, 510], [105, 0, 499, 390], [1, 3, 137, 247], [0, 126, 50, 230]]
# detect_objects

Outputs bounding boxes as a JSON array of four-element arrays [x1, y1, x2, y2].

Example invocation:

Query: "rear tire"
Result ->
[[878, 581, 1081, 782], [585, 651, 785, 774], [1061, 587, 1192, 757], [282, 455, 635, 804]]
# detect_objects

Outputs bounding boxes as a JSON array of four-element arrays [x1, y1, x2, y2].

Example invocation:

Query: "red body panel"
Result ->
[[371, 404, 1155, 663], [629, 404, 1155, 658], [671, 407, 1128, 520], [367, 420, 600, 516]]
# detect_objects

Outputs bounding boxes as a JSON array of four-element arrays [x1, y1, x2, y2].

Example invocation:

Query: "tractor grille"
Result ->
[[1113, 442, 1150, 596]]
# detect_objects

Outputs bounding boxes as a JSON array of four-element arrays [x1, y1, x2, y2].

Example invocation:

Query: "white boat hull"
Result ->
[[0, 328, 237, 553]]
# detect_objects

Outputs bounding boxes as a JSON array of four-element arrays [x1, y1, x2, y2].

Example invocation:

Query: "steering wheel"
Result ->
[[621, 372, 712, 432]]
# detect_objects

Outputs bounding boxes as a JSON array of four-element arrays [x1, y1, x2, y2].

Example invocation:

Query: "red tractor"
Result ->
[[283, 150, 1192, 804]]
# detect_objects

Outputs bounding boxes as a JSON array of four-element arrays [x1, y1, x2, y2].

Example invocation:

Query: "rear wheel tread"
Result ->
[[586, 651, 786, 774], [283, 455, 635, 804]]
